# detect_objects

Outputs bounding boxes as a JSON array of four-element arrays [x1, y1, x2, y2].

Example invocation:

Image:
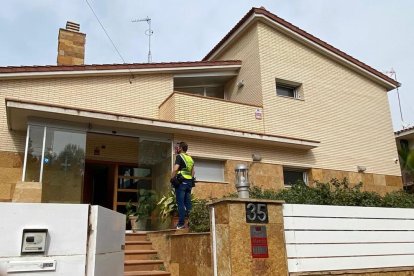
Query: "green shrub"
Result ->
[[189, 199, 210, 232], [383, 191, 414, 208], [241, 178, 414, 208]]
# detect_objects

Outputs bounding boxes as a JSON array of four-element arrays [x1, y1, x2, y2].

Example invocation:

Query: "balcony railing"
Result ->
[[159, 92, 264, 133]]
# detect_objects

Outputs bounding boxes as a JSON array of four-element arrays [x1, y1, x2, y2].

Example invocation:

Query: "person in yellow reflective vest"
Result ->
[[171, 141, 195, 229]]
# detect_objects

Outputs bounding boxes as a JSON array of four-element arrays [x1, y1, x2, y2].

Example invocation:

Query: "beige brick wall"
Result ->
[[256, 22, 400, 176], [176, 134, 316, 168], [159, 93, 176, 122], [0, 74, 173, 153], [85, 133, 139, 163], [211, 22, 400, 176], [176, 131, 401, 198], [160, 92, 264, 132], [217, 24, 263, 106]]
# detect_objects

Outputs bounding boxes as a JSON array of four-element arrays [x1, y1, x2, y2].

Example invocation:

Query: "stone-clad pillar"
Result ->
[[12, 182, 42, 202], [209, 198, 288, 276]]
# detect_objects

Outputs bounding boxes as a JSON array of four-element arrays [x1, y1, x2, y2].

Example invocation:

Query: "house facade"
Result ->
[[0, 8, 402, 228]]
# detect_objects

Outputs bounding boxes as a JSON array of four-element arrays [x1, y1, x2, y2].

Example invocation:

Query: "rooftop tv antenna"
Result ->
[[132, 17, 153, 63]]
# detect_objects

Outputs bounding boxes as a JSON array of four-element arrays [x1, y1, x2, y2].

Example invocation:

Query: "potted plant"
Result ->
[[135, 189, 157, 231], [157, 190, 178, 226], [126, 189, 157, 232], [157, 189, 198, 228], [125, 200, 138, 232]]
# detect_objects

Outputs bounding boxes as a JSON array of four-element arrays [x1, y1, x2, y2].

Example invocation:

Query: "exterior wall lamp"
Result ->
[[235, 164, 250, 198], [357, 166, 366, 173]]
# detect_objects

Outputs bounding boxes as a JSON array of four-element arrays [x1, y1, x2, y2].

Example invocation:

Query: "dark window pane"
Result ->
[[276, 85, 295, 98], [284, 170, 304, 185], [175, 87, 204, 96], [206, 86, 224, 98], [117, 190, 138, 202], [400, 139, 409, 150]]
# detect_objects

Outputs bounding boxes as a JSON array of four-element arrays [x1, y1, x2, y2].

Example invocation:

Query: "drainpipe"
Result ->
[[211, 206, 218, 276]]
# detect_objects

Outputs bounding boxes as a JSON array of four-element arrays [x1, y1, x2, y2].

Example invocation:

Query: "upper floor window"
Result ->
[[276, 79, 302, 99]]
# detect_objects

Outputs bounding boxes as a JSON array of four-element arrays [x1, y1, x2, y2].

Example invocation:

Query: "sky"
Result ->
[[0, 0, 413, 131]]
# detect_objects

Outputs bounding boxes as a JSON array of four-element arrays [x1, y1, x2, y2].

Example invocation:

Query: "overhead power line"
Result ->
[[85, 0, 127, 63], [85, 0, 134, 82]]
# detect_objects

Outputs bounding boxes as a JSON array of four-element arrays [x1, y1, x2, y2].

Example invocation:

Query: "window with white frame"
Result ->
[[193, 158, 225, 182], [276, 79, 301, 99], [283, 168, 308, 186]]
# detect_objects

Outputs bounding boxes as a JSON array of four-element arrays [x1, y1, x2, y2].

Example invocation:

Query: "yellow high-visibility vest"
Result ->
[[178, 153, 194, 179]]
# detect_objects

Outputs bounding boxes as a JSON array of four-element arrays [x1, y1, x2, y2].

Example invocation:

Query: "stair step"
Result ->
[[125, 249, 158, 260], [125, 241, 153, 250], [124, 271, 170, 276], [125, 233, 149, 242], [124, 260, 165, 272]]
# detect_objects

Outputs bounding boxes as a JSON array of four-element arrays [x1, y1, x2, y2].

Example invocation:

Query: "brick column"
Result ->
[[209, 198, 288, 275]]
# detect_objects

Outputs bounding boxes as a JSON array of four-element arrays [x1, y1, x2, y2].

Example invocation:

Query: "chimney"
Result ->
[[57, 21, 86, 66]]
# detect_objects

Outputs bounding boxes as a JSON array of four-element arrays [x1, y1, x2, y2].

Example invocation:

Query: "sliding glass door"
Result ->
[[22, 124, 86, 203]]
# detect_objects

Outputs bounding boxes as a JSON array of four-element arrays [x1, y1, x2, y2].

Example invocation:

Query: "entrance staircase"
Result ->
[[124, 232, 170, 276]]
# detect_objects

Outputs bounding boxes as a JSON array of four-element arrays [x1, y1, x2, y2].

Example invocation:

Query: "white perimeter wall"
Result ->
[[0, 203, 125, 276], [283, 204, 414, 273], [0, 203, 89, 275], [86, 205, 125, 276]]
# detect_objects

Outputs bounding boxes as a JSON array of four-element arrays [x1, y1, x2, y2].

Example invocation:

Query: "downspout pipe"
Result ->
[[211, 206, 218, 276]]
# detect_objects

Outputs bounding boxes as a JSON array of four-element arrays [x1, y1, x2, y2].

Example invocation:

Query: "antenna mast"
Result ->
[[385, 68, 405, 129], [132, 17, 153, 63]]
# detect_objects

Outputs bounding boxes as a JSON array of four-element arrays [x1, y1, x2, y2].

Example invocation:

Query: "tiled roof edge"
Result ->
[[203, 7, 399, 88], [395, 126, 414, 135], [0, 60, 242, 74]]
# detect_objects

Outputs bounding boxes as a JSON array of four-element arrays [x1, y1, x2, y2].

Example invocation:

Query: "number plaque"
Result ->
[[245, 202, 269, 223]]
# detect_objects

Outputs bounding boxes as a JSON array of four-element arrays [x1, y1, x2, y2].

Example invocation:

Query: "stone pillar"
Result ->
[[12, 182, 42, 203], [209, 198, 288, 276]]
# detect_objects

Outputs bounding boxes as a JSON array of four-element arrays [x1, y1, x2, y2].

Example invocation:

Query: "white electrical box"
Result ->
[[21, 229, 48, 255]]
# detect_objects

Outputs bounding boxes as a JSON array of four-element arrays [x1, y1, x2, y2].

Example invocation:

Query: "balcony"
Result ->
[[159, 92, 264, 133]]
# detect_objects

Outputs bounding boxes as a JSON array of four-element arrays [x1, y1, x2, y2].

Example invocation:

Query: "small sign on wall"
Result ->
[[255, 108, 263, 120], [250, 225, 269, 258]]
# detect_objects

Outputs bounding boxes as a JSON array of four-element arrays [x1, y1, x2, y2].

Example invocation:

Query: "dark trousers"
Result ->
[[175, 180, 192, 226]]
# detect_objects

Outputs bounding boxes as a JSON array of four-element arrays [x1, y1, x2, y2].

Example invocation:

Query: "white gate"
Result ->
[[283, 204, 414, 272]]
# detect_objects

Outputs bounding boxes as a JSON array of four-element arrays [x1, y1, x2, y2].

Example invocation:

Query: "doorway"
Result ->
[[83, 162, 115, 209]]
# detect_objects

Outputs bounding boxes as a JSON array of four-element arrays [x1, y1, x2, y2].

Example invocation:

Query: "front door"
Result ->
[[83, 162, 115, 209]]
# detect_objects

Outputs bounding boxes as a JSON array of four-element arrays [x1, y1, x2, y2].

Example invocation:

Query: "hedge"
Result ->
[[249, 178, 414, 208], [189, 178, 414, 233]]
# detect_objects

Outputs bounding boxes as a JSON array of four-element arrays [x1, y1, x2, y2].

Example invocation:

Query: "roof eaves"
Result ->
[[395, 126, 414, 136], [0, 60, 242, 75], [203, 7, 400, 88]]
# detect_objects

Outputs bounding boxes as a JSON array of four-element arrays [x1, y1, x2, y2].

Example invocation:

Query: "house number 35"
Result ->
[[245, 203, 269, 223]]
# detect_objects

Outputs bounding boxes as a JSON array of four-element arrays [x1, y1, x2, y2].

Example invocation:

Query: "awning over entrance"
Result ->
[[6, 98, 320, 149]]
